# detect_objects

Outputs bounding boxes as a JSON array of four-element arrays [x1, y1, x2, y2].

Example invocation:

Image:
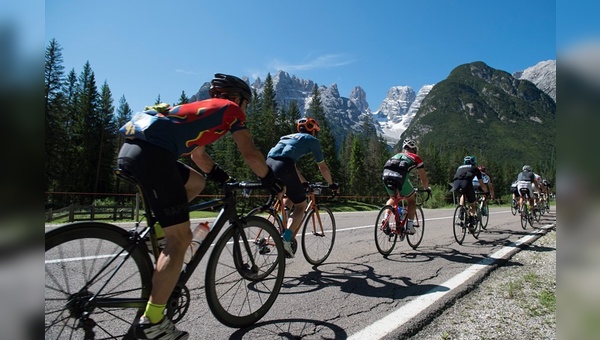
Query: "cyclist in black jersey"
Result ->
[[452, 156, 488, 230]]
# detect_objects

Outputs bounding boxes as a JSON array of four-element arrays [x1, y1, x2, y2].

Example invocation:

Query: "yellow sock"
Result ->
[[143, 302, 166, 323]]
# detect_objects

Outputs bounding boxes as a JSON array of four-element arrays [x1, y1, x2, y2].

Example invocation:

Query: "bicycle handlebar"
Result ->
[[414, 188, 432, 202], [226, 181, 279, 208]]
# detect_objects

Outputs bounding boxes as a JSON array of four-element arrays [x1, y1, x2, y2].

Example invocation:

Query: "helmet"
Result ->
[[478, 165, 486, 172], [402, 139, 417, 151], [209, 73, 252, 103], [297, 118, 320, 134], [463, 156, 477, 166], [522, 165, 532, 172]]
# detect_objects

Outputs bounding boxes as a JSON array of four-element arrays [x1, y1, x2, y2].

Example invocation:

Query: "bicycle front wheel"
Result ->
[[301, 207, 336, 265], [406, 206, 425, 249], [374, 206, 398, 256], [45, 222, 153, 339], [453, 205, 467, 245], [205, 216, 285, 328]]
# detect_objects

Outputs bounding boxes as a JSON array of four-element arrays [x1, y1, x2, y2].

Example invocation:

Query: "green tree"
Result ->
[[94, 81, 116, 196], [348, 135, 367, 195], [178, 90, 189, 105], [45, 38, 67, 192]]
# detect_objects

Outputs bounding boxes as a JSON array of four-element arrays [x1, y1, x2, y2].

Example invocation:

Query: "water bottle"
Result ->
[[398, 206, 407, 221], [184, 222, 210, 264]]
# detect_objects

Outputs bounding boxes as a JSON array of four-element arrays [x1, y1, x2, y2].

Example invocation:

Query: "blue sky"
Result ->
[[44, 0, 560, 113]]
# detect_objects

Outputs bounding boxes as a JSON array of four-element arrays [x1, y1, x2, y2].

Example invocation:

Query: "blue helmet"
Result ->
[[463, 156, 477, 166]]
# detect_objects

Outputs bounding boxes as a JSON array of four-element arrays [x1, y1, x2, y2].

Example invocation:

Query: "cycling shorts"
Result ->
[[117, 139, 192, 227], [452, 179, 476, 203], [266, 157, 306, 204], [517, 181, 533, 199]]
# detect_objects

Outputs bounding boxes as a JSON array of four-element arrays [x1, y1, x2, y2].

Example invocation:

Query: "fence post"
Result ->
[[69, 204, 74, 222]]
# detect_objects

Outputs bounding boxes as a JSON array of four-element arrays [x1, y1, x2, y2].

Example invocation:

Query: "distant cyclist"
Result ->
[[381, 139, 431, 235], [117, 73, 283, 339], [266, 117, 338, 258], [516, 165, 540, 215], [451, 156, 488, 230], [473, 165, 494, 215]]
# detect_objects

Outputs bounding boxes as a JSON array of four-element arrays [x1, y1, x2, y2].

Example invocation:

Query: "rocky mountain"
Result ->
[[401, 61, 556, 166], [513, 60, 556, 102], [189, 61, 555, 151]]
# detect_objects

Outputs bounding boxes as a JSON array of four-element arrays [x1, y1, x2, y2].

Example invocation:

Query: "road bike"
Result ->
[[45, 169, 286, 339], [452, 189, 487, 245], [248, 182, 336, 266], [374, 188, 431, 256]]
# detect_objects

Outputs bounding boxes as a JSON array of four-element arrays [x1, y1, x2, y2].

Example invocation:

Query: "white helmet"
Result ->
[[402, 139, 417, 151]]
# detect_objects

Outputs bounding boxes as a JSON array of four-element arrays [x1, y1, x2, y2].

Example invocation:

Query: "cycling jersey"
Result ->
[[119, 98, 247, 156], [267, 133, 324, 163], [381, 152, 424, 197], [516, 170, 536, 198], [452, 165, 483, 203]]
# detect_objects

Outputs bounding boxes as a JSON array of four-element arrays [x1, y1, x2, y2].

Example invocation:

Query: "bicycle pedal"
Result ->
[[259, 246, 271, 255]]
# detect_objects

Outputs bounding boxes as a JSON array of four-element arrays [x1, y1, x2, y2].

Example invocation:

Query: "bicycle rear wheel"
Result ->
[[45, 222, 153, 339], [374, 206, 397, 256], [406, 206, 425, 249], [205, 216, 285, 328], [453, 205, 467, 245], [301, 207, 336, 265], [520, 205, 528, 229], [510, 199, 518, 216], [471, 207, 482, 239], [480, 201, 489, 230]]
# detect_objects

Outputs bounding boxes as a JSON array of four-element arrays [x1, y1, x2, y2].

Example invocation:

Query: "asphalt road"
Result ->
[[45, 205, 556, 339]]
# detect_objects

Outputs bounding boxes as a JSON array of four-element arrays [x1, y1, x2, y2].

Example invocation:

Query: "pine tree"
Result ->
[[348, 135, 367, 195], [113, 95, 135, 195], [94, 81, 116, 196], [178, 90, 189, 105], [45, 39, 67, 192]]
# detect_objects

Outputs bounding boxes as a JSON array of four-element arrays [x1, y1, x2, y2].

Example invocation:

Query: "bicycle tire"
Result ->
[[406, 206, 425, 249], [534, 207, 541, 222], [520, 205, 528, 230], [480, 201, 489, 230], [510, 199, 518, 216], [247, 206, 284, 235], [453, 205, 467, 245], [374, 205, 397, 256], [45, 222, 153, 339], [301, 207, 336, 265], [472, 206, 482, 239], [205, 216, 285, 328]]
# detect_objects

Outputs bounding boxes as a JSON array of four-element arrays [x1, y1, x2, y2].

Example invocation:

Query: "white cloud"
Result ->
[[269, 54, 354, 71]]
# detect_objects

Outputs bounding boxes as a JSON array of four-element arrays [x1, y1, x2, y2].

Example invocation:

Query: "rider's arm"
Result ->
[[190, 146, 215, 174], [417, 167, 429, 189], [317, 161, 334, 185], [295, 166, 307, 183], [231, 129, 270, 178]]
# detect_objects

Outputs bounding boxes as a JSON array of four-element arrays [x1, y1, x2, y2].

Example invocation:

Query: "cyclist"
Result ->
[[117, 73, 284, 339], [532, 171, 545, 209], [381, 139, 430, 235], [542, 178, 552, 208], [473, 165, 495, 216], [266, 117, 338, 258], [451, 156, 488, 231], [516, 165, 540, 216]]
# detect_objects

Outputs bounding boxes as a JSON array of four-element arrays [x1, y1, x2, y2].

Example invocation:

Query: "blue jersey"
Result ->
[[267, 133, 324, 163]]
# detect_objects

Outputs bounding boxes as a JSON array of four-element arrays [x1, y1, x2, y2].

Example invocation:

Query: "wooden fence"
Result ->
[[45, 194, 141, 223]]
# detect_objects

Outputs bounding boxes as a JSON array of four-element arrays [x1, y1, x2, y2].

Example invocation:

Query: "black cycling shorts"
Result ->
[[266, 157, 306, 204], [117, 139, 192, 227], [452, 179, 477, 203]]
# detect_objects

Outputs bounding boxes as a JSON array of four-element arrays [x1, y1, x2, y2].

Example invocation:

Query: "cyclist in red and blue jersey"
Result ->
[[266, 117, 338, 258], [117, 73, 283, 340], [381, 139, 430, 235]]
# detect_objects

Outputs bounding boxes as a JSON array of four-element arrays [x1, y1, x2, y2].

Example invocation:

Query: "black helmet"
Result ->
[[209, 73, 252, 103], [463, 156, 477, 166]]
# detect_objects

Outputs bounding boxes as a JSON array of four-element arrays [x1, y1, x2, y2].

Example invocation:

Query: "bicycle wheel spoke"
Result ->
[[45, 223, 152, 340], [374, 206, 397, 256], [302, 208, 336, 265]]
